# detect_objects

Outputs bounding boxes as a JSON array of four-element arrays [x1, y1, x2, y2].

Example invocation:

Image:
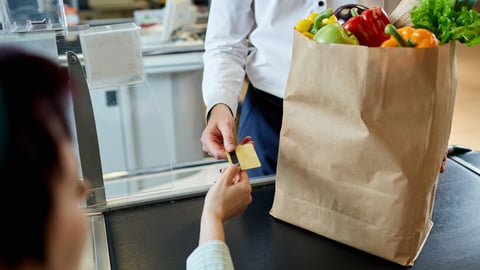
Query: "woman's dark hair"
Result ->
[[0, 47, 72, 267]]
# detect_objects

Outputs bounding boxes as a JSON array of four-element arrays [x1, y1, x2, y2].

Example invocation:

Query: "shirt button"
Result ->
[[318, 1, 325, 6]]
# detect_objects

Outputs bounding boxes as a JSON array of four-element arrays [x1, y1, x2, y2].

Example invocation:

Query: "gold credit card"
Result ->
[[226, 143, 261, 170]]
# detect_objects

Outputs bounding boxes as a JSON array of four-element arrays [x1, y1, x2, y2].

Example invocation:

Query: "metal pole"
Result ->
[[67, 51, 106, 206]]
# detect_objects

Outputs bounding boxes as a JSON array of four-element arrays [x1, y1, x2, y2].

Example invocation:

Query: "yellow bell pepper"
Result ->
[[302, 31, 314, 39], [307, 12, 318, 22], [321, 15, 338, 25], [295, 19, 312, 33]]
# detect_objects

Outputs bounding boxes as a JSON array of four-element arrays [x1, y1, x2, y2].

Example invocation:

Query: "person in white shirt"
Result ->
[[200, 0, 401, 177]]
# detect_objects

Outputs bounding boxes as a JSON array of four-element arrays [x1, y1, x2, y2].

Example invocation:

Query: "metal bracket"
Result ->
[[67, 51, 106, 207]]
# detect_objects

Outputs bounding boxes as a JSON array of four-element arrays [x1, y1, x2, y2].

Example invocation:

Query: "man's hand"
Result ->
[[201, 104, 237, 159]]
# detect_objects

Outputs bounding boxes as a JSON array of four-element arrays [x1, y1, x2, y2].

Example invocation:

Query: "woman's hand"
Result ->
[[205, 165, 252, 222], [199, 165, 252, 244]]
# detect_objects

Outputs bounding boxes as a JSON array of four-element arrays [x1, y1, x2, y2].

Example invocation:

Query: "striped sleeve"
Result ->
[[186, 240, 234, 270]]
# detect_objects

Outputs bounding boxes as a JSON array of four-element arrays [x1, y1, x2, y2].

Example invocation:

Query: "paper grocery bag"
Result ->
[[270, 31, 457, 266]]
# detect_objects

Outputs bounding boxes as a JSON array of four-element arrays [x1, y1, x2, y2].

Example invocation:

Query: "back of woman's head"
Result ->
[[0, 47, 72, 267]]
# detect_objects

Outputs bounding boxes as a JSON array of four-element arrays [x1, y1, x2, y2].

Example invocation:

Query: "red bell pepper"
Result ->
[[342, 6, 391, 47]]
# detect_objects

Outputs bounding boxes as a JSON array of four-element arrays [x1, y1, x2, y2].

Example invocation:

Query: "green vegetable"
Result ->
[[310, 8, 334, 34], [410, 0, 480, 46], [312, 22, 359, 45]]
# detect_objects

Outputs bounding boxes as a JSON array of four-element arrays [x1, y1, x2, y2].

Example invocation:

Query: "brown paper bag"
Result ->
[[270, 31, 457, 266]]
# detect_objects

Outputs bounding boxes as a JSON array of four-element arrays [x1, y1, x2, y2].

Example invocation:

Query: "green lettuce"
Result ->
[[410, 0, 480, 46]]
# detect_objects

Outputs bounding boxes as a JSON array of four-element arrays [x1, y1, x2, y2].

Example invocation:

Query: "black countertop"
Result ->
[[104, 158, 480, 269]]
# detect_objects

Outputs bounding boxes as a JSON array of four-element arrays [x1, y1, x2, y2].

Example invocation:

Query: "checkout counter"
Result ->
[[2, 2, 480, 270], [90, 157, 480, 270]]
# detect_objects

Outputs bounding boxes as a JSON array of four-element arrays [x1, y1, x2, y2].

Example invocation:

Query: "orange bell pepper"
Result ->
[[381, 24, 439, 48]]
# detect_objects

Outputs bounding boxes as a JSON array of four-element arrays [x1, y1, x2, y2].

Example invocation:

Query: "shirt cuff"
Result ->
[[186, 240, 234, 270], [204, 92, 239, 121]]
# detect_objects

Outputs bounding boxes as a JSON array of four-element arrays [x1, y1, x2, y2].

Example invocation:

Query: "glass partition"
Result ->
[[59, 27, 219, 204]]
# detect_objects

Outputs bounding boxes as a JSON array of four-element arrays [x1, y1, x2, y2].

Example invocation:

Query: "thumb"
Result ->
[[222, 165, 241, 186], [218, 124, 236, 153], [218, 121, 235, 152]]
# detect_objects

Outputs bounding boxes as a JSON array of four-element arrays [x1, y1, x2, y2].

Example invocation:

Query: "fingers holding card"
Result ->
[[226, 143, 261, 171]]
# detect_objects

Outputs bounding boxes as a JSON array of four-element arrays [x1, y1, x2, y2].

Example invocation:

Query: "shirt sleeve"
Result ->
[[202, 0, 254, 119], [186, 240, 235, 270]]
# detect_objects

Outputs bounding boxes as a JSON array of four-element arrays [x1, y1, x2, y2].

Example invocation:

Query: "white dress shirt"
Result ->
[[187, 240, 234, 270], [202, 0, 401, 117]]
